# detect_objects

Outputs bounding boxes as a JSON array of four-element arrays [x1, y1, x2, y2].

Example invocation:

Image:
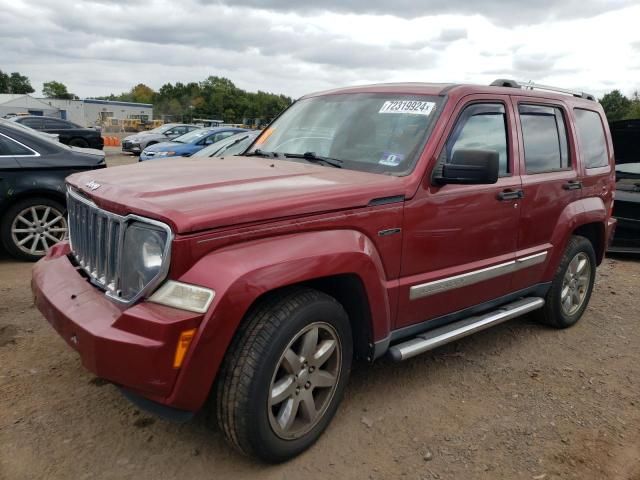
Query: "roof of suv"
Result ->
[[302, 81, 599, 108]]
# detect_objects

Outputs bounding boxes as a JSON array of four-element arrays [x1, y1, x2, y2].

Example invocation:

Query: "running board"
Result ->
[[388, 297, 545, 361]]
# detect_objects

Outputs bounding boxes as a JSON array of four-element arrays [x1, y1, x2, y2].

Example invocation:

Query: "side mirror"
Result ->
[[435, 149, 499, 185]]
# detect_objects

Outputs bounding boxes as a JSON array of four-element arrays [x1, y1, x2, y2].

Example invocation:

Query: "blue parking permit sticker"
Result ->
[[379, 152, 404, 166]]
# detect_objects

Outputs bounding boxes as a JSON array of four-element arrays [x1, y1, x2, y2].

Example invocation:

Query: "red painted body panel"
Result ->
[[32, 82, 617, 413]]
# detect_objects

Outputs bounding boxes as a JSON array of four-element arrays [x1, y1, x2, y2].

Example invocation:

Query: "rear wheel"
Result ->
[[1, 197, 67, 261], [215, 288, 352, 463], [68, 138, 89, 148], [537, 235, 596, 328]]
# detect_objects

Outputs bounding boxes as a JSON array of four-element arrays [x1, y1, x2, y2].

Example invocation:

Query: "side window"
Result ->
[[0, 134, 35, 156], [20, 118, 43, 129], [574, 108, 608, 168], [520, 104, 569, 174], [445, 103, 509, 175], [42, 118, 69, 129], [212, 131, 235, 143]]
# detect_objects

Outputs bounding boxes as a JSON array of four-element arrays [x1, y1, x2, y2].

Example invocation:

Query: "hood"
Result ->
[[67, 156, 405, 233], [125, 132, 164, 142], [144, 141, 184, 152]]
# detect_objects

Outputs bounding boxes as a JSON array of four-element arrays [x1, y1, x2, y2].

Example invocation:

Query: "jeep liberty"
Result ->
[[32, 80, 617, 462]]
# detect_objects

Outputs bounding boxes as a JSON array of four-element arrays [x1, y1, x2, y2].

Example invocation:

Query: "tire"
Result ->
[[537, 235, 596, 328], [68, 138, 89, 148], [0, 197, 68, 262], [215, 287, 353, 463]]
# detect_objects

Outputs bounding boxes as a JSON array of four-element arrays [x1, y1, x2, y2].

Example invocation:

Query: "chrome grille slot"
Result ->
[[67, 188, 123, 295]]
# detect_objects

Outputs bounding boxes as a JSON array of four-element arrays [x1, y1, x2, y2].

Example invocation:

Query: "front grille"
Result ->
[[122, 141, 132, 149], [66, 189, 123, 295]]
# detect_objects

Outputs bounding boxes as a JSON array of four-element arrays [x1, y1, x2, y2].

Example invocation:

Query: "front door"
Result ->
[[396, 95, 522, 329]]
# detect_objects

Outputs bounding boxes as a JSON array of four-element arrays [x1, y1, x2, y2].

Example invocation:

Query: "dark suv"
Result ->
[[32, 80, 616, 462], [10, 115, 104, 150]]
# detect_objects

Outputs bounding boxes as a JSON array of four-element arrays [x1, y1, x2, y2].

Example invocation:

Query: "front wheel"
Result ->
[[537, 235, 596, 328], [215, 288, 352, 463], [68, 138, 89, 148], [1, 197, 68, 261]]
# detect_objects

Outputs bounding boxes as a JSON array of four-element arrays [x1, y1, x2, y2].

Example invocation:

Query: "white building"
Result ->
[[0, 94, 153, 128], [43, 98, 153, 128], [0, 94, 59, 118]]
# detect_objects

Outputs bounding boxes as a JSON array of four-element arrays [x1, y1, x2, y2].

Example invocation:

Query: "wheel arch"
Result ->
[[0, 188, 66, 218], [164, 229, 390, 411]]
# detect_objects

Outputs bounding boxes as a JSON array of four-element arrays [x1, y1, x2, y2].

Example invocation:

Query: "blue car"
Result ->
[[139, 127, 246, 161]]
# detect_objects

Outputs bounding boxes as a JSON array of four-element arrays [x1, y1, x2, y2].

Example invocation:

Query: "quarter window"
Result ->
[[445, 103, 509, 175], [574, 108, 608, 168], [0, 134, 35, 156], [520, 105, 569, 173]]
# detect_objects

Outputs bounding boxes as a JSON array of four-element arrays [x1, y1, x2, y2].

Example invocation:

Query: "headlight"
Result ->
[[156, 151, 176, 157], [119, 221, 169, 302]]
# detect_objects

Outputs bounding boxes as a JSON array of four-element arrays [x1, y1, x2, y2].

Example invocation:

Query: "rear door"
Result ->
[[397, 94, 522, 329], [511, 98, 580, 291]]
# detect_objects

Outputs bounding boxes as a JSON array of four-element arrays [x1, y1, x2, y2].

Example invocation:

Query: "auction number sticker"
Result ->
[[379, 100, 436, 116]]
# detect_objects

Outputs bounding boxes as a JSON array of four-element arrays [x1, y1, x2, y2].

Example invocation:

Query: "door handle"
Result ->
[[563, 180, 583, 190], [497, 189, 524, 201]]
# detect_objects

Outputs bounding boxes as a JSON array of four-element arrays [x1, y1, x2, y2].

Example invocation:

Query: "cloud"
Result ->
[[206, 0, 636, 24]]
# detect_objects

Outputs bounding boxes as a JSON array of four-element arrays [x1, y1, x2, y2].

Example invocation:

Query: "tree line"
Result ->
[[98, 76, 293, 125], [3, 68, 640, 125]]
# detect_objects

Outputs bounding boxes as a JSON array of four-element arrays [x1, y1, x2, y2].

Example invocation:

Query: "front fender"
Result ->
[[165, 229, 390, 410]]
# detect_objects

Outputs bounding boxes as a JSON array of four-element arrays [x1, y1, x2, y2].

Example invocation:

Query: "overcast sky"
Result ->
[[1, 0, 639, 99]]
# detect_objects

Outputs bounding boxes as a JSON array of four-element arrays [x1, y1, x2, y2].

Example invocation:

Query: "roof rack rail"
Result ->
[[490, 79, 596, 101]]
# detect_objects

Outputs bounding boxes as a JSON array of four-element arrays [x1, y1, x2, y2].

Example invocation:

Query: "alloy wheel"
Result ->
[[560, 252, 591, 316], [10, 205, 67, 256], [268, 322, 342, 440]]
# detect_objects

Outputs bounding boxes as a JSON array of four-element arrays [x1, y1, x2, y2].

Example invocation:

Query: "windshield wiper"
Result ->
[[283, 152, 343, 168], [245, 149, 279, 158]]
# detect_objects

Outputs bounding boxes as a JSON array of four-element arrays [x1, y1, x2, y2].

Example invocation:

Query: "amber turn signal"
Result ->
[[173, 328, 197, 369]]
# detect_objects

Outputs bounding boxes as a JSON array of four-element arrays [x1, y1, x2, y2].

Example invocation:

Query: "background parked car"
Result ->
[[192, 130, 260, 158], [10, 115, 103, 149], [139, 127, 246, 161], [122, 123, 199, 155], [0, 119, 105, 261], [609, 119, 639, 165], [610, 163, 640, 253]]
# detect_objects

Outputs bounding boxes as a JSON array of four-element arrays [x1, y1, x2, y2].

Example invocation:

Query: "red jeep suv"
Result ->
[[32, 80, 616, 462]]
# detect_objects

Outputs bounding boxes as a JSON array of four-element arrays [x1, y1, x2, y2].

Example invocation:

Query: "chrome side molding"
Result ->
[[389, 297, 545, 361], [409, 251, 547, 300]]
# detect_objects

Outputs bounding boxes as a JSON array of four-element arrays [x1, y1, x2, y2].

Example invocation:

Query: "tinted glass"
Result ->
[[248, 93, 442, 175], [43, 118, 70, 129], [20, 118, 43, 129], [446, 104, 508, 175], [574, 109, 608, 168], [0, 134, 35, 155], [520, 105, 569, 173]]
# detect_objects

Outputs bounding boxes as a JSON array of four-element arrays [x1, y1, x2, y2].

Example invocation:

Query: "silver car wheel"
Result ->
[[268, 321, 342, 440], [560, 252, 591, 316], [10, 205, 67, 256]]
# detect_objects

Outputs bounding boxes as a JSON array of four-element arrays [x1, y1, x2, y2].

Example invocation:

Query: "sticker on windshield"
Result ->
[[379, 100, 436, 116], [379, 152, 404, 166]]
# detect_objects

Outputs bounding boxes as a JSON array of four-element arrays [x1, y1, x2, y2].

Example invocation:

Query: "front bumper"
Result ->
[[31, 242, 203, 405], [122, 141, 141, 154]]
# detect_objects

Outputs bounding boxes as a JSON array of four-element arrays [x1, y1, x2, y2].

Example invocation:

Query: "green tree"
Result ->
[[599, 90, 631, 121], [7, 72, 34, 94], [130, 83, 155, 104], [0, 70, 9, 93], [42, 80, 76, 99]]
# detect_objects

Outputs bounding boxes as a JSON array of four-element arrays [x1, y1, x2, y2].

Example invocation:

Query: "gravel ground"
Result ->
[[0, 148, 638, 480]]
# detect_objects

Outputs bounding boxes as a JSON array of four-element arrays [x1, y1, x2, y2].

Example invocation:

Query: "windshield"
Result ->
[[193, 131, 259, 158], [247, 93, 442, 175], [173, 128, 213, 144], [149, 124, 175, 134]]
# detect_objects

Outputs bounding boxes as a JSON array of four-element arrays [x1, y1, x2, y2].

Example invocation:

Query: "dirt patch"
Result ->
[[0, 324, 18, 347]]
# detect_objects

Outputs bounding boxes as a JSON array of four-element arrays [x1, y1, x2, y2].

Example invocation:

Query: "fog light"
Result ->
[[148, 281, 215, 313]]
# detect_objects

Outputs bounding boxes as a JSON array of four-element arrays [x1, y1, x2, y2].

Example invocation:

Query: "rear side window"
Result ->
[[0, 133, 35, 156], [20, 117, 44, 129], [520, 105, 569, 174], [574, 109, 608, 168], [445, 103, 509, 175], [43, 118, 71, 129]]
